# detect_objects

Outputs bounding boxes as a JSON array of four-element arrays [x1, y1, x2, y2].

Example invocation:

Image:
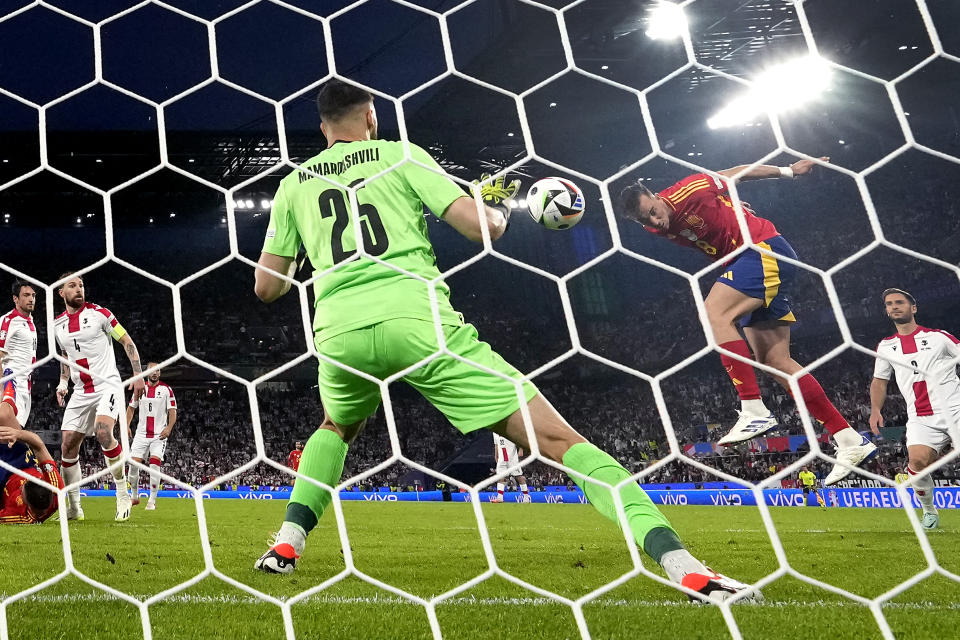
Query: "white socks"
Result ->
[[149, 463, 161, 502], [496, 482, 505, 495], [129, 466, 141, 496], [62, 457, 82, 509], [833, 427, 863, 449], [741, 398, 769, 416], [908, 466, 937, 515], [277, 521, 307, 555], [660, 549, 709, 584], [519, 483, 528, 494], [103, 451, 126, 484]]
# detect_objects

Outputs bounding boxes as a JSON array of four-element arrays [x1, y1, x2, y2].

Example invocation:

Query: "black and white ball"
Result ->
[[526, 177, 585, 230]]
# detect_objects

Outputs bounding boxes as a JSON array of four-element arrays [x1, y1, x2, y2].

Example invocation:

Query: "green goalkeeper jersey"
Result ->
[[262, 139, 467, 341]]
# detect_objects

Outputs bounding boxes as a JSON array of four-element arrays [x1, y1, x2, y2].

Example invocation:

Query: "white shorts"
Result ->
[[906, 408, 960, 453], [496, 461, 523, 478], [61, 387, 123, 436], [130, 433, 167, 463], [1, 376, 31, 427]]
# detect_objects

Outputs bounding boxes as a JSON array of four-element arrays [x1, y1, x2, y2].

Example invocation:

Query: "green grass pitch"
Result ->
[[1, 499, 956, 639]]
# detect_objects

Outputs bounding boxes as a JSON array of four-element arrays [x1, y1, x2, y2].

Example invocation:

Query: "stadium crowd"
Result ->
[[8, 163, 960, 492], [31, 354, 955, 492]]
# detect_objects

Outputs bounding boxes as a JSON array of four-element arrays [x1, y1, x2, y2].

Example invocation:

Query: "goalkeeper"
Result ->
[[252, 79, 758, 602]]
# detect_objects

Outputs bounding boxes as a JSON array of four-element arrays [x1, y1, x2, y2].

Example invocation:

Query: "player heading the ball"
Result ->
[[870, 288, 960, 530], [251, 79, 760, 603], [55, 273, 145, 522], [620, 160, 875, 485]]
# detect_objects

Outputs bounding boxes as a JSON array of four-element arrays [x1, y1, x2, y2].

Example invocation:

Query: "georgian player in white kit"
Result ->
[[126, 362, 177, 511], [55, 274, 145, 522], [870, 288, 960, 530], [1, 282, 38, 432], [491, 433, 531, 503]]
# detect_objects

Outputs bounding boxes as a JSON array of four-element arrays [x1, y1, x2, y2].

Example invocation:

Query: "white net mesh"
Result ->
[[1, 1, 958, 639]]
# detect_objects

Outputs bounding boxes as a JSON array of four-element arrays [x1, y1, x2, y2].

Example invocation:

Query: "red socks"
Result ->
[[719, 340, 761, 401], [797, 373, 849, 435]]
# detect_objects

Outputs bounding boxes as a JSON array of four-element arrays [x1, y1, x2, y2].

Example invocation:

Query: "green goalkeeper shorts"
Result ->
[[315, 318, 538, 433]]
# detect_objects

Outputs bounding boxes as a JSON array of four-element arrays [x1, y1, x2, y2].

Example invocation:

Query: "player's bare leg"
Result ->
[[906, 444, 939, 530], [93, 415, 131, 522], [0, 401, 20, 432], [256, 415, 366, 574], [129, 456, 144, 505], [495, 394, 760, 602], [744, 321, 875, 484], [704, 282, 779, 445], [60, 429, 86, 520]]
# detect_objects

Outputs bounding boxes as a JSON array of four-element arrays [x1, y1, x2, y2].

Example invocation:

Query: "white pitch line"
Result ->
[[1, 593, 952, 610]]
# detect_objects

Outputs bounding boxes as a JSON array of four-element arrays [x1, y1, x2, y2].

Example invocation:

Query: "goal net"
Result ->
[[1, 1, 958, 639]]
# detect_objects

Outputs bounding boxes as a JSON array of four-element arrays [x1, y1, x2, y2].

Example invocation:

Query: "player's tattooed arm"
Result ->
[[717, 156, 830, 182], [119, 335, 146, 400]]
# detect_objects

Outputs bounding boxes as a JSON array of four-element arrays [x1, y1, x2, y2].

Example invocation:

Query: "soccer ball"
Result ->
[[526, 177, 585, 230]]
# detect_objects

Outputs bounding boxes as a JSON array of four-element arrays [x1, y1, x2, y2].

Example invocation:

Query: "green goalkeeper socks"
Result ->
[[562, 442, 684, 564], [285, 428, 349, 534]]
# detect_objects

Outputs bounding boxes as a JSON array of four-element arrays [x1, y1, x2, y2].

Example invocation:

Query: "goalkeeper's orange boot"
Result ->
[[255, 543, 299, 574], [681, 569, 763, 604]]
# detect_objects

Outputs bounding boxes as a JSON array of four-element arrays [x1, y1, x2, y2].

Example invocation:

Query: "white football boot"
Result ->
[[717, 411, 779, 446], [921, 512, 940, 530], [824, 435, 878, 485], [115, 491, 132, 522]]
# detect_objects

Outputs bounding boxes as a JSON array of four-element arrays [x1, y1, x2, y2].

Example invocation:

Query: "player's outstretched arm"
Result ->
[[442, 196, 509, 243], [717, 157, 829, 183], [869, 377, 889, 434], [254, 252, 297, 303]]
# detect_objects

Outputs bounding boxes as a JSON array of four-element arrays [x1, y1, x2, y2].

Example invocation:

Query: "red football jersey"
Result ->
[[287, 449, 302, 472], [0, 462, 63, 524], [646, 173, 779, 260]]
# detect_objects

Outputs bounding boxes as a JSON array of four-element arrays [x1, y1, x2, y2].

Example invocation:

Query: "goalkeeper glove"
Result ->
[[473, 173, 521, 232]]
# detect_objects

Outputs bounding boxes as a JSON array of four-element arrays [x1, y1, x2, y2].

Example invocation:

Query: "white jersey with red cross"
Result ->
[[494, 434, 519, 464], [54, 302, 126, 395], [873, 326, 960, 422], [0, 309, 38, 393], [129, 382, 177, 438]]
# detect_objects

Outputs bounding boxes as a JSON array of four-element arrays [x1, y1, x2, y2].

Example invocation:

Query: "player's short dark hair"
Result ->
[[22, 481, 55, 514], [316, 80, 373, 123], [618, 181, 655, 219], [57, 271, 83, 287], [11, 280, 35, 297], [881, 288, 916, 306]]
